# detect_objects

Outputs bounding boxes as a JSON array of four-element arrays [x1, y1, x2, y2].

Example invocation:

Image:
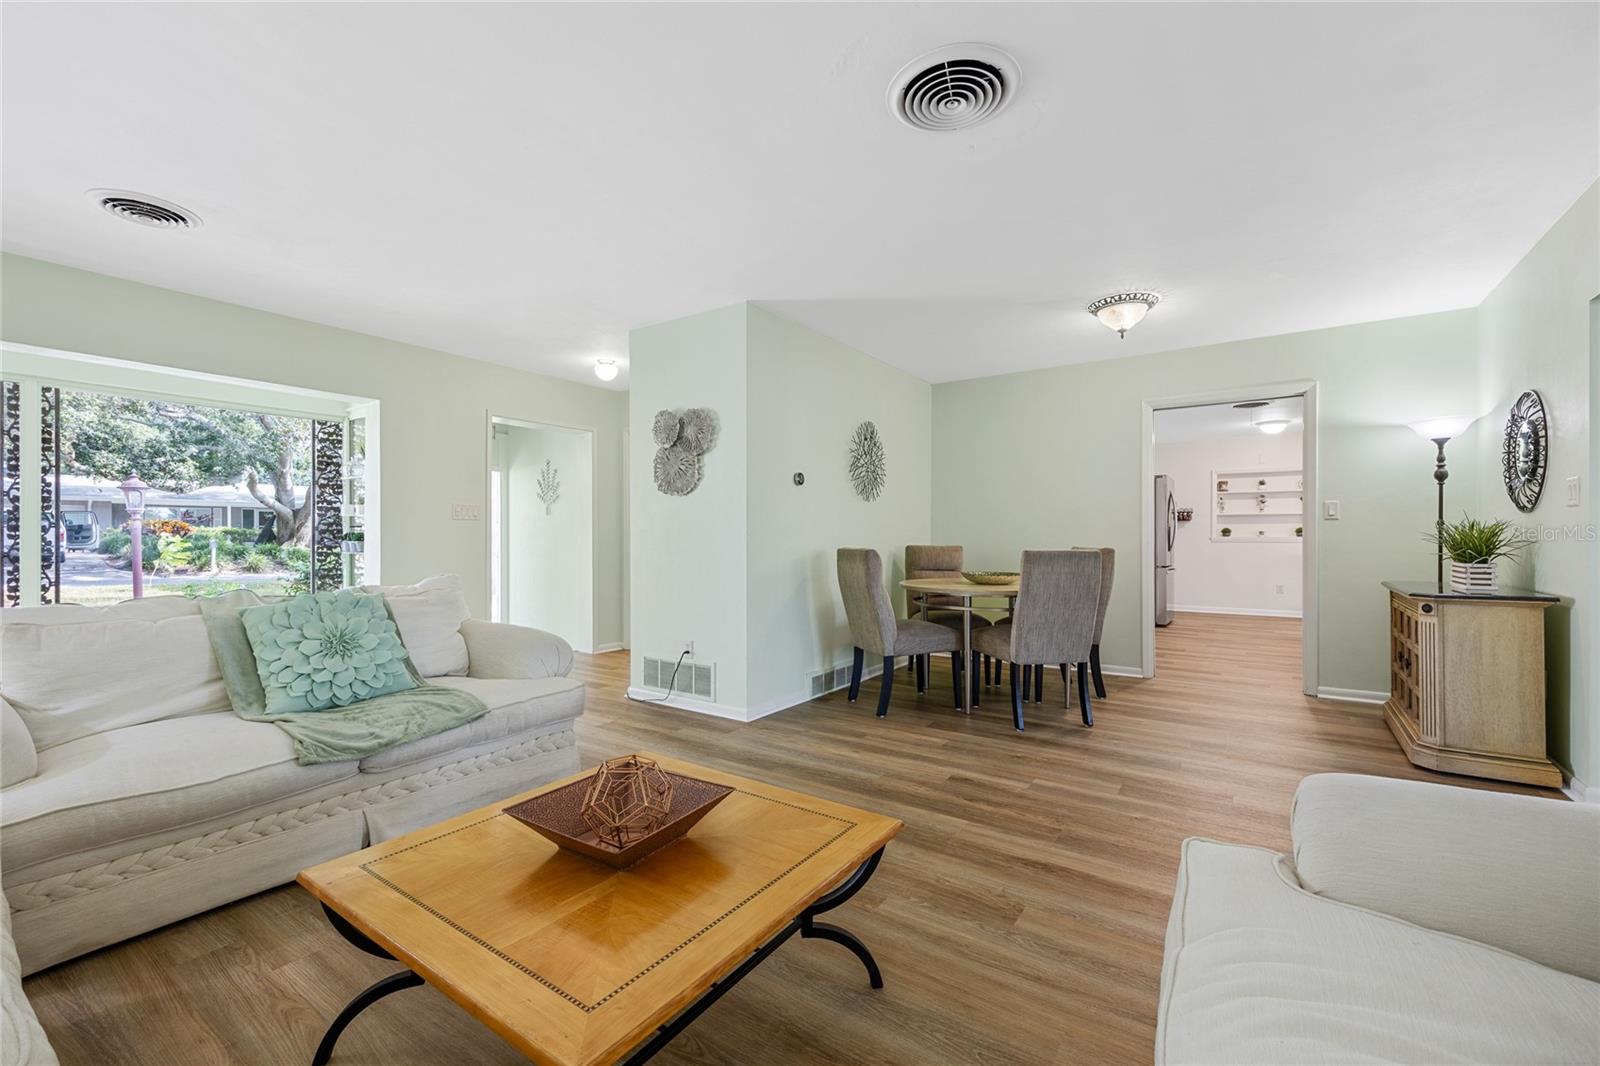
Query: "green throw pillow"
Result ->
[[239, 590, 416, 713]]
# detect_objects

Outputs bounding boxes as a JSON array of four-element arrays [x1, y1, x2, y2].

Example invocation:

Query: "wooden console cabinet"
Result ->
[[1382, 581, 1561, 788]]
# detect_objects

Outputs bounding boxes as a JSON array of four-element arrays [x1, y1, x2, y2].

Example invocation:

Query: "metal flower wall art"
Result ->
[[849, 421, 887, 502], [536, 460, 560, 515], [652, 407, 718, 496]]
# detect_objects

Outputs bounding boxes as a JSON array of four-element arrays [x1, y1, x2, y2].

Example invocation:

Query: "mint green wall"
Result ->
[[628, 304, 751, 710], [0, 253, 629, 639], [931, 310, 1480, 697], [628, 304, 932, 717], [745, 305, 932, 714], [1473, 181, 1599, 785]]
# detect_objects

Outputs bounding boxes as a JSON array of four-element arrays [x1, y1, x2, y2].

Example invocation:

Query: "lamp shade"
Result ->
[[1408, 416, 1474, 442]]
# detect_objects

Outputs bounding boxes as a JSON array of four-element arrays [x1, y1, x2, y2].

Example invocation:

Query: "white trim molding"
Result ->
[[592, 642, 624, 654], [1562, 773, 1597, 804], [1316, 687, 1388, 705], [1170, 605, 1303, 619]]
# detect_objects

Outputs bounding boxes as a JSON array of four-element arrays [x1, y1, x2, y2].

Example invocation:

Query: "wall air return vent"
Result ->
[[87, 189, 201, 230], [642, 655, 716, 702], [887, 44, 1020, 132]]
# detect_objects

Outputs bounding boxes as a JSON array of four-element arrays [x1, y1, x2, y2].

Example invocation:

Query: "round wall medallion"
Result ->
[[1502, 389, 1547, 512]]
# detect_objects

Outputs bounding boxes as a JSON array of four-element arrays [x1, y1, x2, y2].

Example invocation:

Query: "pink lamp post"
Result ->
[[119, 474, 150, 599]]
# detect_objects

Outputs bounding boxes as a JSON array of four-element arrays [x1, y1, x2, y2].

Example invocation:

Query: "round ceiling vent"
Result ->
[[887, 44, 1019, 132], [86, 189, 201, 230]]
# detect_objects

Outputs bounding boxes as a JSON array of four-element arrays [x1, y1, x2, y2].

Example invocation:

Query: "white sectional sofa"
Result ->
[[0, 576, 583, 976], [1158, 773, 1600, 1064]]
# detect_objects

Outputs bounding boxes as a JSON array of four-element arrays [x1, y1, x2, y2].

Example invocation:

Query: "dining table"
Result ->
[[899, 575, 1019, 712]]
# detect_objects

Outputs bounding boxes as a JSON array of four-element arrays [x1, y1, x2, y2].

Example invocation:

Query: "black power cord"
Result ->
[[626, 649, 691, 705]]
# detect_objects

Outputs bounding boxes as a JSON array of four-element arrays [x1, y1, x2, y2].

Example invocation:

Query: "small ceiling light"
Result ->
[[1251, 405, 1293, 435], [593, 358, 619, 382], [1087, 292, 1160, 338]]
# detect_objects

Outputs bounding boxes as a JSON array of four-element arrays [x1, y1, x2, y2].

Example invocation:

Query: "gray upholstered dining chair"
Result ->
[[971, 550, 1102, 731], [837, 548, 963, 717], [904, 544, 992, 682], [1071, 546, 1116, 699]]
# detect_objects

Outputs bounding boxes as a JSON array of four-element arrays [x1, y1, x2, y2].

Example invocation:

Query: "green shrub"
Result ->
[[98, 529, 131, 555], [283, 552, 311, 596], [282, 546, 311, 566], [252, 542, 283, 561], [241, 551, 270, 574]]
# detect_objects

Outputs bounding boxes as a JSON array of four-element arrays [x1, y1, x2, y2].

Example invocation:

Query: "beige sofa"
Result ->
[[0, 575, 583, 976], [1158, 773, 1600, 1064]]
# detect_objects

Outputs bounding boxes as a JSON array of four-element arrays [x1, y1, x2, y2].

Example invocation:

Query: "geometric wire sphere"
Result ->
[[580, 754, 676, 848]]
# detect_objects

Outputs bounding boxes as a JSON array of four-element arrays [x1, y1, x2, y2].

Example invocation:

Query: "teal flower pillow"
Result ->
[[239, 591, 417, 713]]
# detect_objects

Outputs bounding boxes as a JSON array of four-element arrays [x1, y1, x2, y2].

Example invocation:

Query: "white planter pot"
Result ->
[[1449, 560, 1497, 593], [340, 541, 365, 555]]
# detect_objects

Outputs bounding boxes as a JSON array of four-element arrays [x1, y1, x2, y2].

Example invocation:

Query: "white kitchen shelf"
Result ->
[[1212, 467, 1304, 543]]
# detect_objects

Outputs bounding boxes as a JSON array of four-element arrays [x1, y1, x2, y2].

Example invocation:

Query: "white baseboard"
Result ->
[[593, 642, 624, 654], [1316, 686, 1388, 705], [1100, 663, 1144, 679], [1171, 605, 1303, 619], [1563, 772, 1597, 804], [624, 687, 758, 722]]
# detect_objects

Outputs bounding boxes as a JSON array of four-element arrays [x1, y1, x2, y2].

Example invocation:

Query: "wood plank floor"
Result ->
[[23, 613, 1557, 1065]]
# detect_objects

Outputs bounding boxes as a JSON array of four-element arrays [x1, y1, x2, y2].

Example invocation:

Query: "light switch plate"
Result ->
[[1323, 500, 1341, 520], [1567, 476, 1581, 507], [450, 504, 482, 521]]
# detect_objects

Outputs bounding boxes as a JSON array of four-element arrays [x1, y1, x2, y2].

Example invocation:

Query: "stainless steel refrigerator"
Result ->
[[1155, 474, 1176, 626]]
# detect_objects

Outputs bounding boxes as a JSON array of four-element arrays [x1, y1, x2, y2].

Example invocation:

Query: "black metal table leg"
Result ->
[[312, 903, 424, 1065], [621, 846, 888, 1065], [311, 970, 425, 1066]]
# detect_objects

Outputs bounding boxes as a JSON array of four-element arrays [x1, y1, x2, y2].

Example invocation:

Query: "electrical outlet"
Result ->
[[1323, 500, 1341, 520], [450, 504, 481, 521], [1567, 476, 1581, 508]]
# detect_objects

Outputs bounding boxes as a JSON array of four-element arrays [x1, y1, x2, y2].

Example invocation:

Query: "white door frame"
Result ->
[[1139, 380, 1320, 695]]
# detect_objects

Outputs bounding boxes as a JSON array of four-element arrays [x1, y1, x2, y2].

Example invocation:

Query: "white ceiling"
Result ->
[[3, 3, 1595, 390], [1154, 396, 1304, 444]]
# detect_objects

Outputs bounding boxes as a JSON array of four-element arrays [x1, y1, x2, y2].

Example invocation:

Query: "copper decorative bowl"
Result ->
[[961, 570, 1019, 585], [503, 770, 733, 868]]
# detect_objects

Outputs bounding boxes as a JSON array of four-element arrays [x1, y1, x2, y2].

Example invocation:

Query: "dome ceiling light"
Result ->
[[593, 358, 619, 382], [1087, 292, 1160, 338]]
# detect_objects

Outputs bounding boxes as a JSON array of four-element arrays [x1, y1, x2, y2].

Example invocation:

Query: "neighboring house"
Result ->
[[58, 475, 305, 548]]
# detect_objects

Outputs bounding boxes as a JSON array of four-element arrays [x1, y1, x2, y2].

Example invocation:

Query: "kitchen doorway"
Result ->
[[1140, 384, 1318, 693]]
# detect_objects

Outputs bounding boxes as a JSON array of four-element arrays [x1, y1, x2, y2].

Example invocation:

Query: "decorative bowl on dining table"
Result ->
[[960, 570, 1020, 585]]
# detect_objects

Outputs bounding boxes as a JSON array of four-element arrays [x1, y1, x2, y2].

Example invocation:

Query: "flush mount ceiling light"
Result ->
[[593, 358, 619, 382], [1253, 410, 1292, 435], [887, 44, 1020, 132], [86, 188, 200, 230], [1087, 292, 1160, 338]]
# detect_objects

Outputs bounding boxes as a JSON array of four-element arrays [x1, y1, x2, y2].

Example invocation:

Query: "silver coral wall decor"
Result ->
[[848, 421, 886, 502], [652, 407, 718, 496], [536, 459, 560, 515]]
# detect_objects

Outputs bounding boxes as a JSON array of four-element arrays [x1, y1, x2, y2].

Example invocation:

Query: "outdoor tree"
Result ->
[[62, 393, 314, 544]]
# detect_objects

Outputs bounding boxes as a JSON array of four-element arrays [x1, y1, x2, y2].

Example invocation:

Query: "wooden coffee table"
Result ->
[[298, 753, 902, 1066]]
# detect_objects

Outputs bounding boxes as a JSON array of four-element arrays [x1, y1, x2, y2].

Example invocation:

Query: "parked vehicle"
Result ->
[[60, 509, 100, 550]]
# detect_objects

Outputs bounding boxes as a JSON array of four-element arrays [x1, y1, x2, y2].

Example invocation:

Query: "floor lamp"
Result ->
[[1408, 417, 1474, 588]]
